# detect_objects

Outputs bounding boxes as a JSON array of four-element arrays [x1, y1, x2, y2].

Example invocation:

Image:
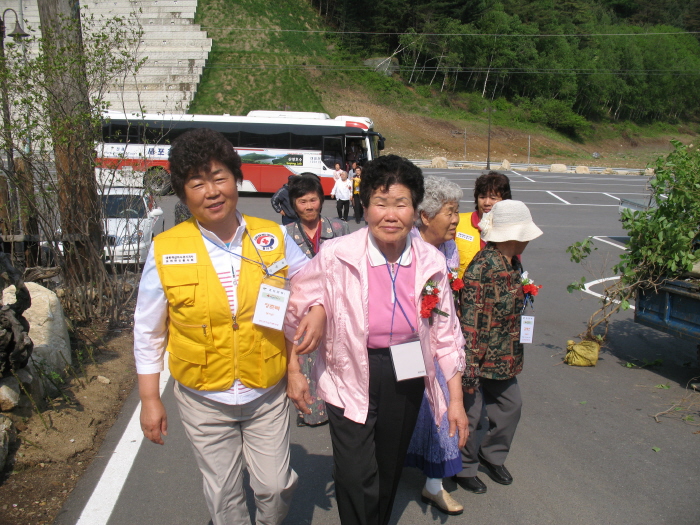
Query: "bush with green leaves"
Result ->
[[567, 140, 700, 340]]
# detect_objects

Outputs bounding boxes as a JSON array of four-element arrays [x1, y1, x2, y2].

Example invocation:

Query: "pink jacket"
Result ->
[[285, 228, 465, 425]]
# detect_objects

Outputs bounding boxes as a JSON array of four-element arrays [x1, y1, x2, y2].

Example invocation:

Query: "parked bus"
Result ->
[[97, 110, 385, 195]]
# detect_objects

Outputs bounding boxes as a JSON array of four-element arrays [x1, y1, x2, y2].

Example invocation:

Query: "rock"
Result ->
[[602, 167, 615, 174], [644, 168, 655, 176], [0, 377, 20, 411], [15, 367, 46, 403], [0, 414, 16, 471], [362, 57, 400, 77], [500, 159, 511, 170], [96, 375, 110, 385], [3, 283, 72, 382], [575, 165, 590, 174], [430, 157, 448, 168], [550, 163, 567, 173]]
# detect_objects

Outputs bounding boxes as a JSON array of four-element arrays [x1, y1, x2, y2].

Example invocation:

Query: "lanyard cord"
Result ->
[[202, 232, 289, 283], [383, 253, 416, 343]]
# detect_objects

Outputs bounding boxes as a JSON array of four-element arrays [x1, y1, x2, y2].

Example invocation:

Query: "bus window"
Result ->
[[322, 136, 343, 169], [240, 132, 291, 149], [291, 133, 322, 150]]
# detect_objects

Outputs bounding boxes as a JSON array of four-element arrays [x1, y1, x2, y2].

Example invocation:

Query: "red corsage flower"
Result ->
[[521, 272, 542, 306], [420, 280, 449, 324]]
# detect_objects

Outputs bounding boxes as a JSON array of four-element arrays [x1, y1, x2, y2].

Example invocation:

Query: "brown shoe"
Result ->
[[420, 487, 464, 515]]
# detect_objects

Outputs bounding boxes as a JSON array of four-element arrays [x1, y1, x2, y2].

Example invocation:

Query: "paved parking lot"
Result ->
[[56, 169, 700, 525]]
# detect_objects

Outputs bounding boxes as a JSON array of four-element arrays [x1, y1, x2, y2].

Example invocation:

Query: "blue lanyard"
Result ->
[[202, 232, 288, 283], [383, 253, 416, 343]]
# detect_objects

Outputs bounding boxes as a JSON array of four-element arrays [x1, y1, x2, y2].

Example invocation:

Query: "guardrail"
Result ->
[[408, 159, 648, 174]]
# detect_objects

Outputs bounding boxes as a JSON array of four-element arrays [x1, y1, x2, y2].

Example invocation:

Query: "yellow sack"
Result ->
[[564, 340, 600, 367]]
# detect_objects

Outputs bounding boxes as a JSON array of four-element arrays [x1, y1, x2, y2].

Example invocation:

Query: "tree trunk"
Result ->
[[37, 0, 102, 281]]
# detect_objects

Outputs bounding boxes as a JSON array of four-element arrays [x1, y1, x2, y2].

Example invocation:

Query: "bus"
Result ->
[[97, 110, 385, 195]]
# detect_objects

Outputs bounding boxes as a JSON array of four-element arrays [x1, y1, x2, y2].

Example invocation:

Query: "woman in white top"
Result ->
[[331, 170, 353, 221]]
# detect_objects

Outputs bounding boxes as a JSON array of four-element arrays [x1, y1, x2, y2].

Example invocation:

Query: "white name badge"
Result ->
[[456, 232, 474, 242], [252, 284, 291, 331], [163, 253, 197, 265], [389, 340, 427, 381], [520, 315, 535, 343]]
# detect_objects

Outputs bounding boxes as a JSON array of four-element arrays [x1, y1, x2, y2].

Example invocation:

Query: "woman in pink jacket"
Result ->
[[285, 155, 468, 525]]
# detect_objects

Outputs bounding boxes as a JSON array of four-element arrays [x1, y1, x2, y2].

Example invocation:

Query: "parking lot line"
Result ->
[[547, 191, 570, 204], [510, 169, 536, 182]]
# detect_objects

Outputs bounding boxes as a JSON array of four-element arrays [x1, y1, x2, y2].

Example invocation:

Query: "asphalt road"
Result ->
[[55, 169, 700, 525]]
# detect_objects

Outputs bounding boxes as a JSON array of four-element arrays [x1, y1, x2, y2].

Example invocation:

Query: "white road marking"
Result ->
[[582, 276, 635, 310], [547, 191, 570, 204], [602, 192, 620, 200], [591, 236, 628, 250], [510, 169, 536, 182], [512, 189, 646, 194], [76, 368, 171, 525]]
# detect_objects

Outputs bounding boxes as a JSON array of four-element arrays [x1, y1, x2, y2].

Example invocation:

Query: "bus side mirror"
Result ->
[[378, 138, 385, 151]]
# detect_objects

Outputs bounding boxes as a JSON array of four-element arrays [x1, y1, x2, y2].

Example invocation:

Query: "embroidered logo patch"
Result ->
[[163, 253, 197, 265], [253, 232, 278, 251], [456, 232, 474, 242]]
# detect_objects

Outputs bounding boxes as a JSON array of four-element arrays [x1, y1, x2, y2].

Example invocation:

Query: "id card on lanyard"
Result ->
[[382, 252, 427, 381]]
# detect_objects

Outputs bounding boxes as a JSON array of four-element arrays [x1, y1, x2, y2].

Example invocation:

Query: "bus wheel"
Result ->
[[144, 167, 171, 195]]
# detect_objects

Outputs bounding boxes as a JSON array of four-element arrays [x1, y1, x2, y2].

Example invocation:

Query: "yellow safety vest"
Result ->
[[455, 212, 481, 278], [154, 215, 288, 391]]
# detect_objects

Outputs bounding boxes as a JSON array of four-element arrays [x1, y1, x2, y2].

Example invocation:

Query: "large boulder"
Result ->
[[3, 283, 71, 385], [575, 165, 590, 174], [0, 414, 16, 471], [602, 167, 615, 174], [431, 157, 448, 168], [644, 168, 655, 176], [550, 163, 568, 173], [500, 159, 511, 170], [0, 376, 20, 411]]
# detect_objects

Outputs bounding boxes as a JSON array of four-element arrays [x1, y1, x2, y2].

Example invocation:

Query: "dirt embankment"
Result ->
[[0, 328, 136, 525], [321, 87, 694, 168]]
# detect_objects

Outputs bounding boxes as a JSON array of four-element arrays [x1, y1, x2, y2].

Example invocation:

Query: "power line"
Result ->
[[137, 62, 700, 75], [199, 26, 700, 38]]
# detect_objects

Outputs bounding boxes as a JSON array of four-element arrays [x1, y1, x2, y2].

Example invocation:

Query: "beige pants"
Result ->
[[173, 380, 298, 525]]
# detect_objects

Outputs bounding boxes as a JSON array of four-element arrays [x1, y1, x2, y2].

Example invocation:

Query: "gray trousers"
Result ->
[[457, 376, 522, 477], [173, 380, 298, 525]]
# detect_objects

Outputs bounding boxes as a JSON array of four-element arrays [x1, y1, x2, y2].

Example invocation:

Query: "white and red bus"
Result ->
[[97, 110, 385, 195]]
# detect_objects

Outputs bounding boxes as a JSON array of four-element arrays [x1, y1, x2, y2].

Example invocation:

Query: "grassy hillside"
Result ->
[[190, 0, 699, 167]]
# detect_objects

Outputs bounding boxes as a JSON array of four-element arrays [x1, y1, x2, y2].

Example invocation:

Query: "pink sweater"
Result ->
[[285, 228, 465, 425]]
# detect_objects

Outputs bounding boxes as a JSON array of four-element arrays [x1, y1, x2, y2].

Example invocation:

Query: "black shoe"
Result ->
[[478, 452, 513, 485], [452, 475, 487, 494]]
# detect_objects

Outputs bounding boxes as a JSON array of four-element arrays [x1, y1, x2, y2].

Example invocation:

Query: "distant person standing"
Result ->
[[331, 171, 352, 222], [333, 162, 343, 180], [352, 166, 364, 224], [271, 175, 299, 225]]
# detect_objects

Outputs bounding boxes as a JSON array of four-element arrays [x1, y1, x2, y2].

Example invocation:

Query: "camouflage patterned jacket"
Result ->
[[459, 243, 524, 389]]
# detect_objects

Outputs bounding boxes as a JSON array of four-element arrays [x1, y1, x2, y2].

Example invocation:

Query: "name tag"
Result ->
[[520, 315, 535, 343], [456, 232, 474, 242], [252, 284, 290, 331], [389, 340, 427, 381], [266, 258, 287, 276], [162, 253, 197, 265]]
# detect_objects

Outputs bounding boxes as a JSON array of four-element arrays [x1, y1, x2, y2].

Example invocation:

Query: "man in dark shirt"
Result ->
[[271, 175, 299, 225]]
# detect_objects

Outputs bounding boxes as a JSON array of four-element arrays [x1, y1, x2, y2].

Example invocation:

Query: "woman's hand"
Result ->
[[140, 398, 168, 445], [294, 305, 326, 355], [446, 371, 469, 448], [447, 401, 469, 449], [138, 373, 168, 445], [287, 370, 312, 415]]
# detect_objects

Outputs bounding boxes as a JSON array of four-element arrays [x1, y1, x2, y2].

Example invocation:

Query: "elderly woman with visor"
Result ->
[[285, 155, 468, 525], [405, 175, 467, 515]]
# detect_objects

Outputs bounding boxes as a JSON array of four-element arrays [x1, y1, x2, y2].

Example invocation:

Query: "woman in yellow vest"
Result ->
[[133, 128, 323, 525], [455, 171, 512, 277]]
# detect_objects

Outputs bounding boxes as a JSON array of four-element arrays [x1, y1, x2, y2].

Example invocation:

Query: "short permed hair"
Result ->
[[473, 171, 511, 210], [359, 155, 424, 209], [168, 128, 243, 200], [288, 173, 325, 213], [416, 176, 463, 227]]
